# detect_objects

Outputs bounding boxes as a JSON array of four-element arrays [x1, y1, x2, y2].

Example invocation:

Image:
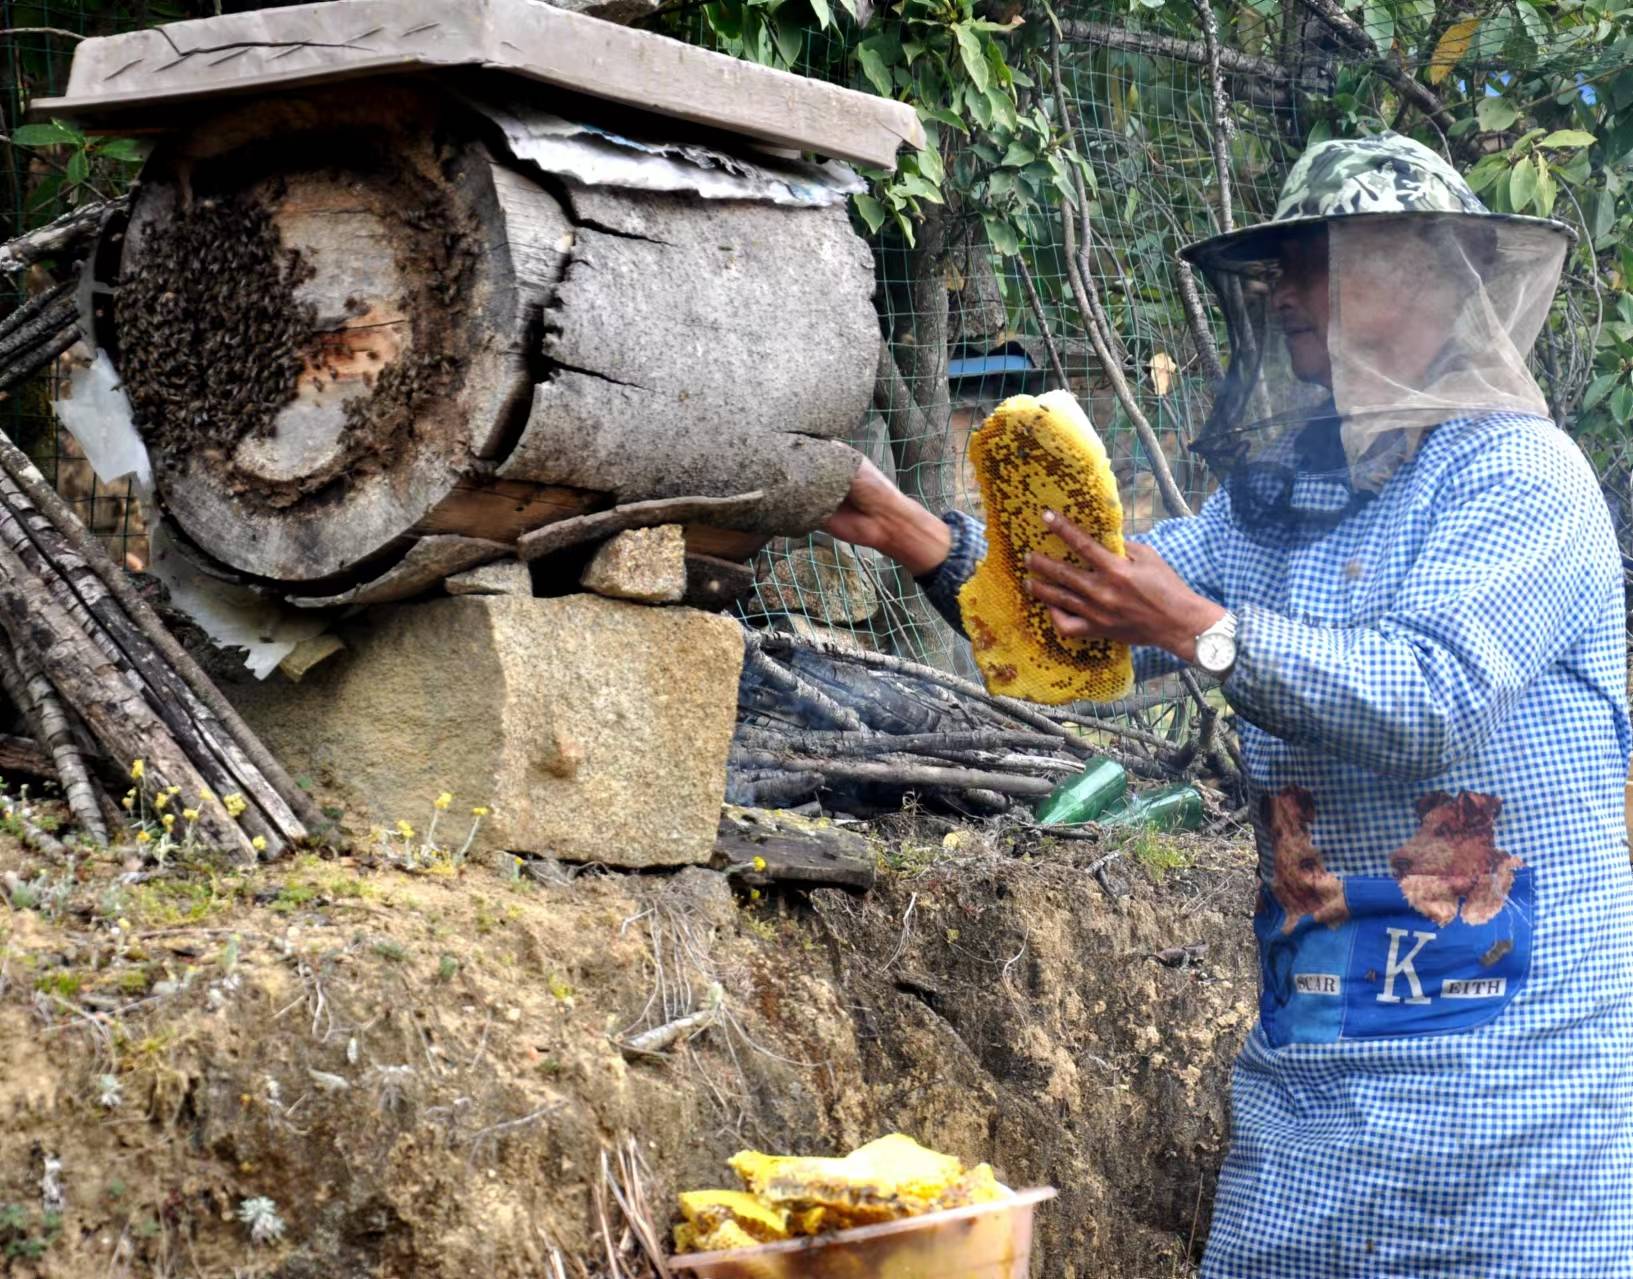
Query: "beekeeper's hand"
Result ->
[[821, 457, 951, 577], [1024, 509, 1224, 661]]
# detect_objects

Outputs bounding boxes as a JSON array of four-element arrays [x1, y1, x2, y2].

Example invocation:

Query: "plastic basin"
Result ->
[[668, 1187, 1057, 1279]]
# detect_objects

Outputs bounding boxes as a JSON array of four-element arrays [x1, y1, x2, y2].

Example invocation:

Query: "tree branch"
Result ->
[[1294, 0, 1462, 148]]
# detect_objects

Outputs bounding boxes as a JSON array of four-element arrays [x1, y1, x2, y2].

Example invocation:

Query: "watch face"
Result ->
[[1197, 632, 1236, 672]]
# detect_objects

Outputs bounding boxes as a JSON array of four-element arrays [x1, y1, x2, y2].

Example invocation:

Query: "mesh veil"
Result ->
[[1189, 212, 1569, 542]]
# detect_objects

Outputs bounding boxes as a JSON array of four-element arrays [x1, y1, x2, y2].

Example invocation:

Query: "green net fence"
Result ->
[[1, 1, 1624, 697]]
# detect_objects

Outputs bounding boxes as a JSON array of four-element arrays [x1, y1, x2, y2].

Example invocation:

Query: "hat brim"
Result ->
[[1179, 209, 1577, 272]]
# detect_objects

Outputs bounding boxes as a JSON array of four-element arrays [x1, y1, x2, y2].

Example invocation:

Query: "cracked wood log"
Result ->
[[105, 81, 875, 597]]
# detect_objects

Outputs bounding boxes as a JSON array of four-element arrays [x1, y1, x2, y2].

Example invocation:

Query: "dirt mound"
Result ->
[[0, 816, 1255, 1277]]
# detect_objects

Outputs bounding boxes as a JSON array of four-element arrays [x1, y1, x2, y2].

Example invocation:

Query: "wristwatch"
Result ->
[[1194, 612, 1238, 679]]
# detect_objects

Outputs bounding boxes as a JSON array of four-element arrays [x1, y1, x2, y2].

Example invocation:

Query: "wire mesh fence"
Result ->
[[1, 1, 1625, 686]]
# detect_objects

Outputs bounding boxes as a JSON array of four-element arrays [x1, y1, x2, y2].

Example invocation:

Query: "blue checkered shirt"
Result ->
[[922, 411, 1633, 1275]]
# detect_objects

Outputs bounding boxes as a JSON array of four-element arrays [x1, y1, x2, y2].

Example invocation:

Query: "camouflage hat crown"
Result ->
[[1271, 132, 1487, 220], [1180, 130, 1569, 269]]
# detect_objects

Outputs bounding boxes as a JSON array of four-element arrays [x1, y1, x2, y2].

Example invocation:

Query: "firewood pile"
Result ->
[[732, 628, 1242, 819], [0, 212, 319, 860]]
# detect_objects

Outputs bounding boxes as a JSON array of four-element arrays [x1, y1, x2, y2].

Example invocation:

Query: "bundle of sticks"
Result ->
[[732, 627, 1184, 816], [0, 197, 319, 859]]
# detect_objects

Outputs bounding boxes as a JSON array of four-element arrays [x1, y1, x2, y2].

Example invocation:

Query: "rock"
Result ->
[[277, 633, 345, 683], [746, 533, 879, 624], [446, 559, 533, 597], [225, 595, 744, 867], [580, 526, 686, 604]]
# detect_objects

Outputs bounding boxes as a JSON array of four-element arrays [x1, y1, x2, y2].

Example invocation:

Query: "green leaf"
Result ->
[[1583, 372, 1620, 412], [1476, 96, 1519, 134], [1532, 156, 1556, 217], [917, 105, 968, 135], [896, 173, 943, 203], [94, 137, 147, 164], [894, 210, 916, 247], [986, 86, 1018, 131], [1613, 381, 1633, 424], [808, 0, 831, 28], [1515, 0, 1547, 46], [1592, 189, 1618, 248], [915, 142, 944, 184], [953, 24, 989, 93], [9, 122, 75, 147], [983, 214, 1020, 256], [966, 83, 994, 129], [988, 168, 1016, 198], [853, 192, 887, 233], [1538, 129, 1595, 149], [857, 43, 893, 96], [1001, 140, 1036, 167], [65, 149, 88, 187], [1509, 156, 1537, 212], [1362, 0, 1394, 48], [1464, 155, 1507, 194], [770, 8, 804, 66]]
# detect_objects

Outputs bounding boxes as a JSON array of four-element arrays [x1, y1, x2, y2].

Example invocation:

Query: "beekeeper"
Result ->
[[825, 133, 1633, 1275]]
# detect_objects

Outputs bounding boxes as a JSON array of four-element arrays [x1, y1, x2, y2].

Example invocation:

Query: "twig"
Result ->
[[1049, 27, 1193, 519], [731, 747, 1056, 797], [734, 727, 1068, 758], [1192, 0, 1236, 236], [1014, 254, 1072, 389], [0, 26, 84, 40], [756, 629, 1098, 759], [1295, 0, 1461, 150], [0, 196, 124, 276], [1058, 18, 1292, 87]]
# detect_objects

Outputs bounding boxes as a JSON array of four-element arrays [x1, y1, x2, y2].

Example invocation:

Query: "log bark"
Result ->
[[110, 82, 878, 595]]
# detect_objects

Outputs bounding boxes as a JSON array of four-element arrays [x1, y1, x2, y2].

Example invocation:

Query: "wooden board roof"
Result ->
[[30, 0, 923, 170]]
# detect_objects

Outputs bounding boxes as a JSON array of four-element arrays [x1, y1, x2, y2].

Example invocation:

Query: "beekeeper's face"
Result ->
[[1270, 229, 1332, 388]]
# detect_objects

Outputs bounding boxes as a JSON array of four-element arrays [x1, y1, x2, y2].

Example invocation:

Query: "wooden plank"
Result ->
[[684, 527, 768, 562], [713, 804, 875, 890], [286, 535, 510, 608], [412, 476, 600, 543], [31, 0, 922, 170]]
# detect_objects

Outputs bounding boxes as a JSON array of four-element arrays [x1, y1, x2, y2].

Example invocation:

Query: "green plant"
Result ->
[[8, 117, 145, 213]]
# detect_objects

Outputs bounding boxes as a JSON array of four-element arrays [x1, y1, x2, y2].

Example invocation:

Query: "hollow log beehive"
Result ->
[[43, 1, 920, 604]]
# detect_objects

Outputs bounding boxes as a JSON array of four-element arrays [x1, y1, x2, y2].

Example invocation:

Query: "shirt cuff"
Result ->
[[913, 509, 986, 637]]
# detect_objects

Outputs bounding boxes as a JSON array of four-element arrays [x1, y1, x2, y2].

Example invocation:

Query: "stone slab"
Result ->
[[580, 526, 686, 603], [226, 595, 744, 866], [446, 559, 534, 597]]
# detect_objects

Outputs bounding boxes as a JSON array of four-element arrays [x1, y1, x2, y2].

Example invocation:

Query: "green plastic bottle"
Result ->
[[1033, 757, 1128, 826], [1100, 783, 1205, 833]]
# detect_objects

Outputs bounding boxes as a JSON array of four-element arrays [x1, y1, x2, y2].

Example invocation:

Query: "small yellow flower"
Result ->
[[251, 835, 267, 853], [135, 830, 152, 844], [124, 789, 136, 801], [121, 795, 134, 811], [752, 856, 767, 873], [165, 785, 182, 797], [396, 820, 415, 839], [130, 759, 145, 781], [182, 808, 199, 822], [222, 793, 247, 819], [368, 825, 387, 843], [471, 806, 490, 818], [434, 792, 453, 811], [153, 792, 169, 812], [161, 813, 175, 829], [199, 787, 215, 804], [749, 888, 762, 901]]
